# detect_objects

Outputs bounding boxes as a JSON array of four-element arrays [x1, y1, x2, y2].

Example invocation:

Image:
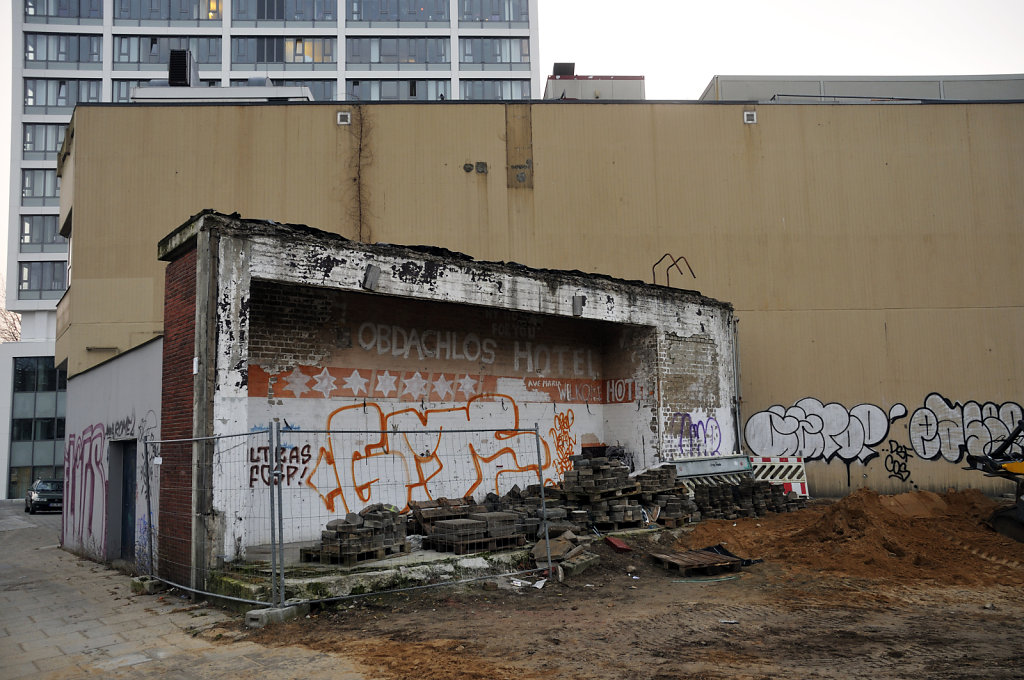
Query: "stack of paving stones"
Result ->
[[306, 503, 409, 566], [408, 496, 484, 535], [691, 480, 807, 520], [562, 453, 638, 499], [633, 465, 699, 527], [408, 496, 527, 554], [562, 452, 645, 530]]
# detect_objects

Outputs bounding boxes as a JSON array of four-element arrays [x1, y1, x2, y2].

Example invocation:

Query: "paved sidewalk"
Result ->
[[0, 501, 366, 679]]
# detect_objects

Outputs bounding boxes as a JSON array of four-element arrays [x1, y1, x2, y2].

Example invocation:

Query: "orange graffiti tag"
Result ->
[[550, 409, 576, 477], [304, 394, 555, 514]]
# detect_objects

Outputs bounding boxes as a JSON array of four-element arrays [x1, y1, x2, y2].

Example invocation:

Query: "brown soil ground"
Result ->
[[220, 489, 1024, 679]]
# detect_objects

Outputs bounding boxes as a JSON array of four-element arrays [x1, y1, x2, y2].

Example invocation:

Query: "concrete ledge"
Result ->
[[246, 600, 310, 628]]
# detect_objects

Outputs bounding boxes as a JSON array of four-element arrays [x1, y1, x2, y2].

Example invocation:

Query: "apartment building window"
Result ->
[[8, 356, 67, 500], [24, 34, 103, 66], [114, 0, 221, 22], [459, 38, 529, 69], [21, 170, 60, 207], [24, 78, 101, 113], [23, 124, 66, 161], [21, 216, 68, 253], [346, 38, 448, 68], [346, 0, 447, 23], [25, 0, 103, 20], [113, 36, 221, 67], [232, 0, 335, 23], [459, 0, 527, 24], [461, 78, 530, 100], [232, 37, 336, 66], [18, 262, 68, 300], [346, 78, 449, 100]]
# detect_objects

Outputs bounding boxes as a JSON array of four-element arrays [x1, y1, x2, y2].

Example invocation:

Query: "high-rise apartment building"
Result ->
[[3, 0, 540, 499]]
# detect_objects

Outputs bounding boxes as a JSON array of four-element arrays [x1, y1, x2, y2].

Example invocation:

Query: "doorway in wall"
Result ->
[[107, 440, 137, 564]]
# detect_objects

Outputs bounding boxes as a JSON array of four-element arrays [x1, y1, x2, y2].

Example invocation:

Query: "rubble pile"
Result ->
[[303, 503, 409, 566]]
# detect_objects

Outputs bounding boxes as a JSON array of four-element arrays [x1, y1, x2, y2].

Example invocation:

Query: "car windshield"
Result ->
[[36, 481, 62, 492]]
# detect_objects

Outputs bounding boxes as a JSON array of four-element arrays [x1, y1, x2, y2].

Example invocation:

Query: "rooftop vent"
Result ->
[[553, 62, 575, 77], [168, 49, 198, 87]]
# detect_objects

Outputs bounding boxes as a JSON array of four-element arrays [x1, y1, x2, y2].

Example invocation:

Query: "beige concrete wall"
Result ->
[[58, 100, 1024, 496]]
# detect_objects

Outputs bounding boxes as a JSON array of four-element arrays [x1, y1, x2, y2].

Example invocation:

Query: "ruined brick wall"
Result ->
[[159, 245, 196, 584], [247, 280, 336, 373]]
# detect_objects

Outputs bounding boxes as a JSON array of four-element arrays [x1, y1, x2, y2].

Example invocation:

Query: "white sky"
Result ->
[[2, 0, 1024, 297]]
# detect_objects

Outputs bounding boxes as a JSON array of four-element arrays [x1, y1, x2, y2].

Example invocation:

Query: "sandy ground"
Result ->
[[224, 489, 1024, 679]]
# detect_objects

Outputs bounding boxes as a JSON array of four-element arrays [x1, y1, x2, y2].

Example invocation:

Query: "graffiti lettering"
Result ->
[[550, 410, 576, 476], [513, 342, 597, 378], [744, 398, 907, 463], [247, 444, 313, 487], [605, 378, 642, 404], [671, 413, 722, 458], [106, 413, 136, 440], [908, 393, 1023, 464], [305, 394, 556, 513], [64, 423, 107, 556], [357, 322, 497, 365], [884, 440, 913, 483]]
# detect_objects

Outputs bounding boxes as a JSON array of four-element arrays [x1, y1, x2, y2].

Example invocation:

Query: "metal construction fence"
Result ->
[[144, 422, 553, 608]]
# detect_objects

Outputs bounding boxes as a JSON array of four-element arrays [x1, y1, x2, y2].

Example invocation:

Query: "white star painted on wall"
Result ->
[[432, 374, 453, 400], [402, 372, 429, 400], [457, 374, 477, 397], [283, 367, 311, 397], [343, 369, 369, 395], [311, 368, 337, 398], [376, 370, 397, 397]]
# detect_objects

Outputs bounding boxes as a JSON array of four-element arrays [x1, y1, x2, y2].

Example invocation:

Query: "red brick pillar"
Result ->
[[159, 246, 197, 585]]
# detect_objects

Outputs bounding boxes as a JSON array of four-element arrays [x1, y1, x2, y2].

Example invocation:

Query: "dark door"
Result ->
[[120, 441, 137, 562]]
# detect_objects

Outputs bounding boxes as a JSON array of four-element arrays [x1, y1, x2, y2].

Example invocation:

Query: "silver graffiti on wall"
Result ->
[[745, 398, 907, 463], [908, 393, 1023, 463]]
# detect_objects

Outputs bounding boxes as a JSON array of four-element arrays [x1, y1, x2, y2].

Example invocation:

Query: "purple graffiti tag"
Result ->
[[672, 413, 722, 458]]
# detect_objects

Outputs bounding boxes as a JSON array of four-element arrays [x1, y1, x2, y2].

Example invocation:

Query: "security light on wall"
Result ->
[[337, 111, 352, 125], [362, 264, 381, 291], [743, 111, 757, 124]]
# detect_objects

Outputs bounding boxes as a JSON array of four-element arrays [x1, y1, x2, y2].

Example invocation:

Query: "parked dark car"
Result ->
[[25, 479, 63, 514]]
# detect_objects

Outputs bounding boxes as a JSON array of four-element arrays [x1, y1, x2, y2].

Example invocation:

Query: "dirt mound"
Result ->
[[679, 488, 1023, 585]]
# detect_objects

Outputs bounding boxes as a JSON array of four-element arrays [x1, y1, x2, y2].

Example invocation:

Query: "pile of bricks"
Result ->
[[411, 498, 528, 554], [691, 480, 807, 520], [562, 454, 638, 499], [303, 503, 409, 566]]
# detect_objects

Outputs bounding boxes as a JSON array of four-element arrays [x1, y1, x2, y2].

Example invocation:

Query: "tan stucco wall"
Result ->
[[58, 100, 1024, 496]]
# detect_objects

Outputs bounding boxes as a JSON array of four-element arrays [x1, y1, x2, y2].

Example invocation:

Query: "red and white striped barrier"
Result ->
[[748, 456, 809, 498]]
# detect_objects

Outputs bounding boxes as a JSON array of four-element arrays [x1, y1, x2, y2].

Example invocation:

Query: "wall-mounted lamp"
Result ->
[[572, 295, 586, 316], [362, 264, 381, 291]]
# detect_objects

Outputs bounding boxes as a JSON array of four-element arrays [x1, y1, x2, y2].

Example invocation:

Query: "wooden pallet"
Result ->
[[656, 516, 692, 529], [429, 534, 526, 555], [650, 550, 742, 577], [565, 483, 641, 501], [592, 519, 644, 532]]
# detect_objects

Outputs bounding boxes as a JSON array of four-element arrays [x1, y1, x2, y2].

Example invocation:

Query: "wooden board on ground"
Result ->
[[650, 550, 743, 577]]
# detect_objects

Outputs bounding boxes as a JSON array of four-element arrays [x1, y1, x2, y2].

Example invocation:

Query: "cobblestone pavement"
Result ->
[[0, 501, 367, 679]]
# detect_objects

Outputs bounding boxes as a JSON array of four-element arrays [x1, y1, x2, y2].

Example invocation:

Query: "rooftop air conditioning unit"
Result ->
[[168, 49, 198, 87]]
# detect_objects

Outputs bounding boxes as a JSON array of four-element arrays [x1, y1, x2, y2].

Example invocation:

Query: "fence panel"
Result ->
[[147, 431, 280, 606], [147, 425, 551, 607]]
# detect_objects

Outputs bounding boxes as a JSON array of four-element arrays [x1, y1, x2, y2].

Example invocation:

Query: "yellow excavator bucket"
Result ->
[[1001, 461, 1024, 475]]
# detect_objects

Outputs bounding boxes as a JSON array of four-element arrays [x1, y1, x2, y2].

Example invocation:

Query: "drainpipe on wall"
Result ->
[[732, 318, 744, 455]]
